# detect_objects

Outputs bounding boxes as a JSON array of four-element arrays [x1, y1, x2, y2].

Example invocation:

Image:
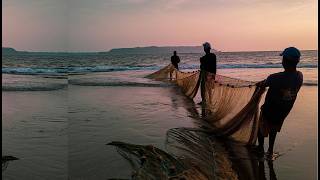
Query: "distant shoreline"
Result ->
[[2, 47, 317, 54]]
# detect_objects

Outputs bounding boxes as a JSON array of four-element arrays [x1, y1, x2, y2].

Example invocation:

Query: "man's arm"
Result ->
[[213, 58, 216, 74], [256, 76, 272, 87], [212, 54, 217, 74], [256, 80, 267, 87], [200, 57, 204, 63]]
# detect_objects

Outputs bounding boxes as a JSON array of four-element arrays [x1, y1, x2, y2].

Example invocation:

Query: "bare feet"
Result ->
[[265, 151, 280, 161]]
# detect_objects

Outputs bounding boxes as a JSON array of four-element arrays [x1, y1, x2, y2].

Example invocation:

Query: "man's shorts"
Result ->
[[259, 111, 285, 137]]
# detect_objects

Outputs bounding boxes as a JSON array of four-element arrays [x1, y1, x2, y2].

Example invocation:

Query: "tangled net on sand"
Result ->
[[108, 128, 239, 180], [107, 141, 202, 180]]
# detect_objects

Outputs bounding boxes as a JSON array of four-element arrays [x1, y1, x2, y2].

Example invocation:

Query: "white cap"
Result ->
[[203, 42, 211, 50]]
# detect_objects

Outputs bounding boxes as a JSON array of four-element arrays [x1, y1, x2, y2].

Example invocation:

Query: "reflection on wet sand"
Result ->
[[108, 87, 279, 179], [169, 88, 278, 180]]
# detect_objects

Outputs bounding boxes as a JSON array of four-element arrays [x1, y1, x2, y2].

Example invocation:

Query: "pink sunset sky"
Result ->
[[2, 0, 318, 52]]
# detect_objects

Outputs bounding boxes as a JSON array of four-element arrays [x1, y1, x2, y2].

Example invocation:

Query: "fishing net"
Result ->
[[107, 127, 241, 180], [200, 72, 266, 144], [108, 65, 267, 179], [146, 64, 201, 98], [165, 128, 239, 180], [146, 64, 266, 145], [165, 128, 265, 180], [108, 126, 264, 180], [145, 64, 175, 81], [107, 141, 209, 180], [175, 70, 201, 98]]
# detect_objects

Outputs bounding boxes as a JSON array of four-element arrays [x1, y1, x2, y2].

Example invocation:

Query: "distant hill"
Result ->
[[107, 46, 219, 54], [2, 47, 18, 54], [2, 46, 220, 54], [2, 47, 30, 54], [2, 47, 69, 55]]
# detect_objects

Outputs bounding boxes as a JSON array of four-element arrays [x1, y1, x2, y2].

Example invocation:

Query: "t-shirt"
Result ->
[[171, 55, 180, 69], [262, 71, 303, 122], [200, 53, 217, 74]]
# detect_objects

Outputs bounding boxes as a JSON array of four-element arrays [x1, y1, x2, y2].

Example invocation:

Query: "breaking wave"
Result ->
[[2, 63, 317, 75]]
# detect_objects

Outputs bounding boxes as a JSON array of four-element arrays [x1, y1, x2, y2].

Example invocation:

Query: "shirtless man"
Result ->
[[256, 47, 303, 159]]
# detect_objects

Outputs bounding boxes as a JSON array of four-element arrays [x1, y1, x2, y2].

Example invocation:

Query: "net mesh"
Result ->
[[175, 70, 201, 99], [107, 141, 209, 180], [108, 128, 240, 180], [145, 64, 175, 81], [107, 64, 267, 179], [146, 64, 266, 145], [165, 128, 239, 180]]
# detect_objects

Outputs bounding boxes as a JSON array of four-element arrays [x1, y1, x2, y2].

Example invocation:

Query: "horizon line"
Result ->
[[2, 46, 318, 53]]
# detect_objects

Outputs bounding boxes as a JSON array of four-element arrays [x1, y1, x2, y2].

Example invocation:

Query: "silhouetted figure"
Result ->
[[171, 51, 180, 70], [200, 42, 217, 74], [256, 47, 303, 159], [199, 42, 217, 104]]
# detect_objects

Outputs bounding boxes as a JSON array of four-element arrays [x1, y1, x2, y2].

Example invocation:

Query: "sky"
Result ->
[[2, 0, 318, 52]]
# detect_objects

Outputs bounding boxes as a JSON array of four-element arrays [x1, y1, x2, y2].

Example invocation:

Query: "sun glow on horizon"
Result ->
[[2, 0, 318, 52]]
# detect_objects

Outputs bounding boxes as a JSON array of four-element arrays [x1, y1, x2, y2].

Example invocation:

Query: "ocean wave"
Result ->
[[179, 63, 317, 69], [218, 64, 317, 69], [67, 66, 158, 73], [2, 63, 317, 75], [2, 66, 157, 75], [2, 67, 68, 75]]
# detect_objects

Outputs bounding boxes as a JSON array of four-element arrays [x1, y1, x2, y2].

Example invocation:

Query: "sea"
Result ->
[[2, 49, 318, 179]]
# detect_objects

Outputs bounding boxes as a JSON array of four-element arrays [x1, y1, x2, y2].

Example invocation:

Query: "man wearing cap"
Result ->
[[200, 42, 217, 74], [199, 42, 217, 105], [171, 51, 180, 70], [256, 47, 303, 160]]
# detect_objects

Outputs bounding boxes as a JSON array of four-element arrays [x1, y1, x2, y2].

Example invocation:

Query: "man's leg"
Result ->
[[267, 129, 277, 154], [267, 160, 277, 180], [257, 130, 265, 152], [258, 160, 267, 180], [198, 71, 206, 105], [200, 80, 205, 102]]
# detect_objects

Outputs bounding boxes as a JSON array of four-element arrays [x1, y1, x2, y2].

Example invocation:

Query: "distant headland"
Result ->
[[2, 47, 68, 55], [8, 47, 316, 54], [107, 46, 219, 54], [2, 47, 31, 54], [2, 47, 18, 53], [2, 46, 219, 54]]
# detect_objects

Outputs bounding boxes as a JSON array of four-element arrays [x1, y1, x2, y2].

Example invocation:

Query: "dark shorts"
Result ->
[[259, 113, 285, 137], [172, 64, 178, 70]]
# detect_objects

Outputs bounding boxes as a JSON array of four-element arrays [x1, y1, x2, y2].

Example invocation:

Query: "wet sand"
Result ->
[[2, 76, 317, 179], [2, 90, 68, 180], [68, 85, 316, 179]]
